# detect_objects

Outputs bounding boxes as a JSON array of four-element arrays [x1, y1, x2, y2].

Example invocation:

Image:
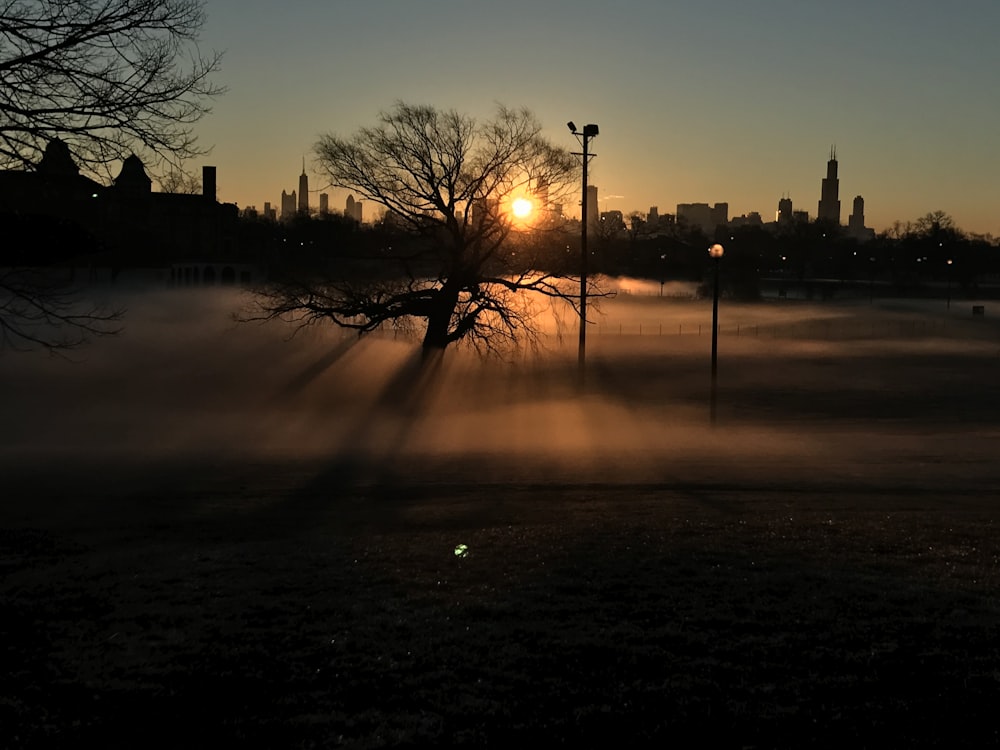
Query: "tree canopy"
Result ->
[[253, 102, 580, 354], [0, 0, 223, 176]]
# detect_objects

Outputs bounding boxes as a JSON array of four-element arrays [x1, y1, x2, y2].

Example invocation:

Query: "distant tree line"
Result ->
[[248, 208, 999, 305]]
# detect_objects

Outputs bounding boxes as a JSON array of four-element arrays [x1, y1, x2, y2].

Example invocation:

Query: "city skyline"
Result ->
[[192, 0, 1000, 235]]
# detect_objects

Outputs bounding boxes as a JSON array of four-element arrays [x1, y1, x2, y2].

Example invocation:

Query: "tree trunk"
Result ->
[[421, 287, 459, 355]]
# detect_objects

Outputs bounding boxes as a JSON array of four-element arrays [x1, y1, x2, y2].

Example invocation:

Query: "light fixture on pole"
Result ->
[[709, 243, 725, 424], [946, 258, 953, 310], [568, 121, 599, 383]]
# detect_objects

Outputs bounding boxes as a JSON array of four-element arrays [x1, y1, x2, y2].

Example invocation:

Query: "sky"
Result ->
[[192, 0, 1000, 235]]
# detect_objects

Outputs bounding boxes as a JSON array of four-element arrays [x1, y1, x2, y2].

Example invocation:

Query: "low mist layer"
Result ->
[[2, 285, 998, 494]]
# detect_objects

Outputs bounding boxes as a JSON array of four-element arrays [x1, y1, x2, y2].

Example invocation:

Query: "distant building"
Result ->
[[263, 202, 276, 221], [730, 211, 763, 228], [470, 197, 497, 228], [848, 195, 865, 232], [298, 159, 309, 214], [599, 210, 624, 233], [644, 210, 675, 235], [776, 196, 793, 224], [280, 189, 296, 220], [319, 193, 329, 215], [848, 194, 875, 241], [817, 147, 841, 224], [534, 177, 550, 212], [677, 202, 728, 235], [345, 194, 363, 223]]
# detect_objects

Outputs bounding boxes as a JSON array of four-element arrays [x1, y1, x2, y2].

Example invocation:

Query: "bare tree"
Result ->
[[0, 267, 122, 352], [250, 102, 582, 355], [0, 0, 224, 177], [158, 167, 202, 194], [912, 210, 961, 239]]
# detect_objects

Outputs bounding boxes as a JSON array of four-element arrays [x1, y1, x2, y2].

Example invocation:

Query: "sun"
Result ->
[[511, 197, 533, 219]]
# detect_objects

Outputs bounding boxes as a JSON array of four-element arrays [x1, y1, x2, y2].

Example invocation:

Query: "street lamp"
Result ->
[[568, 121, 599, 383], [946, 258, 953, 310], [709, 243, 724, 424]]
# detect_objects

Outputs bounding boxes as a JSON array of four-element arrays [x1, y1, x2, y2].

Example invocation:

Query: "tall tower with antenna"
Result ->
[[817, 146, 841, 224], [298, 157, 309, 214]]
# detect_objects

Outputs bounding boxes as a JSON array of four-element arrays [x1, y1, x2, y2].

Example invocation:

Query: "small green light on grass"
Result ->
[[454, 544, 468, 558]]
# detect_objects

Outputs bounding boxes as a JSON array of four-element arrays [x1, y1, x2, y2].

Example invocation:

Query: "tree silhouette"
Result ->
[[0, 267, 122, 352], [912, 210, 959, 239], [0, 0, 223, 176], [251, 103, 580, 355], [158, 168, 202, 194]]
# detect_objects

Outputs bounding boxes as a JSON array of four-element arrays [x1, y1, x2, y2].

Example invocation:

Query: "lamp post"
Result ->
[[709, 243, 724, 424], [946, 258, 953, 310], [568, 121, 599, 383]]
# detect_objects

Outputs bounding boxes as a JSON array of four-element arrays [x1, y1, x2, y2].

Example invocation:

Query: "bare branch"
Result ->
[[0, 268, 123, 354], [0, 0, 224, 179]]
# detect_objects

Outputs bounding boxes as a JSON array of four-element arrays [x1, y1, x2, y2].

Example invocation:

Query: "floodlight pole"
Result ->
[[946, 258, 953, 310], [709, 244, 725, 425], [568, 122, 598, 384]]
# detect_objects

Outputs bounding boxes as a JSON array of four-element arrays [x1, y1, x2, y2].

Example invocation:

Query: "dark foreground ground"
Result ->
[[4, 465, 1000, 749], [3, 292, 1000, 747]]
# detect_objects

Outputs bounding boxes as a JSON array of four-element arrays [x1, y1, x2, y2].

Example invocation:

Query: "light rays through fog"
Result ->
[[2, 284, 999, 494]]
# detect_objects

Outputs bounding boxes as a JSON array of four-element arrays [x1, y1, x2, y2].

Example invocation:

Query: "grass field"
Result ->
[[2, 288, 1000, 747]]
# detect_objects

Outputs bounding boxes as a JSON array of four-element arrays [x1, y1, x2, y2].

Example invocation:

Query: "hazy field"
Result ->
[[3, 284, 1000, 747], [2, 284, 999, 492]]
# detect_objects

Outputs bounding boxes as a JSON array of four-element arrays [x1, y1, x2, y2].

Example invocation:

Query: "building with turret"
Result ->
[[0, 138, 239, 270]]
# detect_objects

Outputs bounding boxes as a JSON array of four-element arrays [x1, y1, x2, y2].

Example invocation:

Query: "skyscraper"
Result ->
[[777, 195, 793, 224], [848, 195, 865, 233], [344, 194, 363, 222], [280, 189, 296, 219], [298, 158, 309, 214], [848, 195, 874, 241], [817, 147, 841, 224]]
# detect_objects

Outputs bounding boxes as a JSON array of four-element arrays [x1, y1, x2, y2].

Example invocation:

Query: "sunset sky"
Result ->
[[195, 0, 1000, 235]]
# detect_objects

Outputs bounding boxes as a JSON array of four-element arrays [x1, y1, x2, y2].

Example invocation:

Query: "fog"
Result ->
[[2, 283, 999, 495]]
